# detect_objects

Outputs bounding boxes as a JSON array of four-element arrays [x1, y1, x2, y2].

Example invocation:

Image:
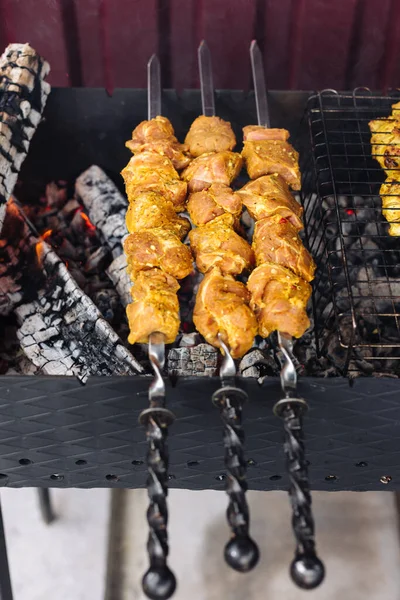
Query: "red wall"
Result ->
[[0, 0, 399, 91]]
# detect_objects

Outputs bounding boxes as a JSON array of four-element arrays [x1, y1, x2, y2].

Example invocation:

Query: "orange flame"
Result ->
[[35, 230, 53, 267], [35, 240, 44, 266], [80, 212, 96, 231]]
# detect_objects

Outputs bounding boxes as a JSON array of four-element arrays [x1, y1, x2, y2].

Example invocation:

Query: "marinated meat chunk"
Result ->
[[127, 268, 180, 344], [126, 191, 190, 239], [124, 227, 193, 279], [253, 215, 316, 282], [243, 125, 289, 142], [236, 174, 303, 230], [189, 213, 254, 275], [247, 263, 311, 338], [125, 115, 190, 170], [181, 151, 243, 192], [121, 152, 187, 210], [380, 178, 400, 236], [242, 140, 301, 189], [193, 268, 258, 358], [187, 183, 242, 226], [369, 118, 400, 171], [185, 115, 236, 156]]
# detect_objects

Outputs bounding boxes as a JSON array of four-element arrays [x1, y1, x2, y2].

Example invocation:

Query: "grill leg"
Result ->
[[37, 489, 56, 524], [0, 497, 13, 600]]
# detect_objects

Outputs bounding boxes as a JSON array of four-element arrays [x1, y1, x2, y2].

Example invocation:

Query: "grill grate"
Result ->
[[303, 90, 400, 375]]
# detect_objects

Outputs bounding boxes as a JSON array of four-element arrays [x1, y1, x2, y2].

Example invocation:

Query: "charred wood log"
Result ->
[[0, 44, 50, 232], [15, 242, 143, 382], [167, 343, 218, 377], [106, 253, 132, 306], [75, 165, 128, 259], [76, 165, 132, 305]]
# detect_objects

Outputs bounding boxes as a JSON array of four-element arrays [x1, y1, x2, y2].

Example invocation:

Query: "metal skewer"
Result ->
[[139, 54, 176, 600], [199, 40, 259, 573], [250, 40, 324, 589]]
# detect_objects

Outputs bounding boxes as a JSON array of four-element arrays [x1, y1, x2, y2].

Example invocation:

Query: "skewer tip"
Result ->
[[147, 54, 160, 68]]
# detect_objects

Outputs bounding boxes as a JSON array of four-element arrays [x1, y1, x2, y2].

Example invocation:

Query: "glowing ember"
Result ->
[[80, 212, 96, 231], [346, 209, 355, 215], [42, 229, 52, 241]]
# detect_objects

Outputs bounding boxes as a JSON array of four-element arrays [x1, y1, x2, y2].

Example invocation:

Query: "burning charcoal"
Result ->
[[93, 288, 122, 323], [0, 44, 50, 233], [15, 242, 143, 382], [57, 237, 80, 261], [106, 254, 132, 306], [0, 199, 38, 315], [68, 266, 87, 289], [84, 246, 111, 275], [167, 343, 218, 377], [12, 353, 39, 375], [70, 209, 89, 237], [45, 182, 67, 209], [75, 165, 128, 258], [62, 198, 81, 218]]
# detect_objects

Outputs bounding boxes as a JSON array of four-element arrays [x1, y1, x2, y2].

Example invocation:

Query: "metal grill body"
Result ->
[[304, 91, 400, 374]]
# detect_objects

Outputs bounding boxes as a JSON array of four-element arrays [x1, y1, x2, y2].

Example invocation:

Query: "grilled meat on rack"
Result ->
[[242, 138, 301, 189], [247, 263, 311, 339], [125, 115, 191, 170], [122, 117, 193, 346], [241, 124, 313, 338], [126, 268, 180, 344], [379, 178, 400, 236], [126, 191, 191, 239], [193, 267, 257, 359], [252, 214, 315, 282], [189, 212, 254, 276], [181, 150, 243, 191], [185, 115, 236, 156], [183, 117, 257, 357], [236, 174, 303, 229], [122, 152, 187, 211], [187, 183, 242, 226], [369, 103, 400, 236], [124, 227, 193, 280]]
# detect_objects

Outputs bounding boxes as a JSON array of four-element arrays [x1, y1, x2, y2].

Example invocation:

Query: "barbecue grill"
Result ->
[[1, 2, 400, 599]]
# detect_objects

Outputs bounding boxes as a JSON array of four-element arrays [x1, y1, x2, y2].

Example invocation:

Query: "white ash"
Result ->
[[75, 165, 128, 258], [167, 343, 218, 377], [0, 44, 50, 233], [106, 254, 132, 306], [239, 348, 279, 378], [179, 332, 202, 347], [15, 242, 143, 382]]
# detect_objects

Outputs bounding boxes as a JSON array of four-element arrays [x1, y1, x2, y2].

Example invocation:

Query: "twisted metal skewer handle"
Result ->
[[139, 333, 176, 600], [212, 385, 259, 573], [274, 398, 325, 590]]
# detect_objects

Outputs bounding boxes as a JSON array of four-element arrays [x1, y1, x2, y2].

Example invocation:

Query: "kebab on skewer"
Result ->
[[237, 41, 324, 590], [369, 102, 400, 236], [180, 40, 260, 573], [121, 55, 192, 600]]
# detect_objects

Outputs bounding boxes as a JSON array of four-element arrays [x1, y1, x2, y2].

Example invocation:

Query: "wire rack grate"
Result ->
[[302, 90, 400, 375]]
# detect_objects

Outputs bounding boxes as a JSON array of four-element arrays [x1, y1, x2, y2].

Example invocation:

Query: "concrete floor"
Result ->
[[2, 488, 400, 600]]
